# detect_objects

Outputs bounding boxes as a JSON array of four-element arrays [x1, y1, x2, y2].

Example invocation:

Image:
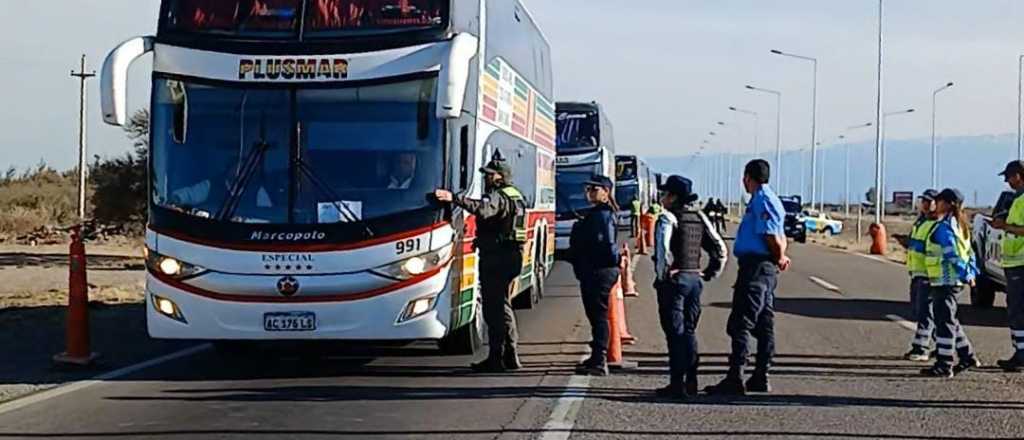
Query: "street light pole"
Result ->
[[881, 108, 916, 219], [1018, 55, 1023, 160], [771, 49, 819, 209], [873, 0, 885, 225], [729, 106, 760, 156], [931, 82, 954, 189], [845, 122, 874, 218], [70, 55, 96, 221], [746, 85, 783, 188]]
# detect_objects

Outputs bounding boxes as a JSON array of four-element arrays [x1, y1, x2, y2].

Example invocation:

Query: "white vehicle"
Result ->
[[100, 0, 555, 354], [971, 191, 1017, 307], [802, 210, 844, 236], [554, 101, 616, 251], [614, 155, 651, 229]]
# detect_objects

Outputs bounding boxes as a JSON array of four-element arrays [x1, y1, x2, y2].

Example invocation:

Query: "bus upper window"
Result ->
[[167, 0, 301, 35], [307, 0, 447, 33], [556, 110, 600, 150]]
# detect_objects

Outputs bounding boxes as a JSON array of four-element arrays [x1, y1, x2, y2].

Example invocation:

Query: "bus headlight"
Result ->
[[398, 295, 438, 323], [151, 294, 187, 323], [146, 249, 207, 280], [371, 246, 453, 281]]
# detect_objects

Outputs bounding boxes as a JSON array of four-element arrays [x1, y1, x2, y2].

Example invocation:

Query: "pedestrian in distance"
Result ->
[[567, 175, 622, 377], [434, 152, 528, 373], [651, 175, 728, 399], [715, 198, 728, 232], [706, 159, 790, 396], [920, 189, 982, 378], [985, 160, 1024, 372]]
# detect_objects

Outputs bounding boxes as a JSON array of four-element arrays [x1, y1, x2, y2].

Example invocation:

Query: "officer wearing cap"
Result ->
[[435, 152, 528, 373], [921, 188, 981, 378], [568, 174, 621, 376], [651, 175, 728, 399], [707, 159, 790, 395], [988, 160, 1024, 372]]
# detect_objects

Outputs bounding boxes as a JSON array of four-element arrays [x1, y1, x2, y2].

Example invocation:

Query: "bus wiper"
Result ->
[[217, 139, 271, 222], [293, 157, 375, 238]]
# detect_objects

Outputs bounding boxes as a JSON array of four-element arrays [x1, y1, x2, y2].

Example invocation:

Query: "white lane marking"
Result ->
[[809, 276, 843, 294], [539, 356, 590, 440], [886, 314, 918, 332], [850, 251, 903, 267], [0, 344, 212, 416]]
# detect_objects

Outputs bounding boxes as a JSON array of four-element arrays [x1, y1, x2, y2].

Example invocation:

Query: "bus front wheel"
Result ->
[[438, 298, 484, 355]]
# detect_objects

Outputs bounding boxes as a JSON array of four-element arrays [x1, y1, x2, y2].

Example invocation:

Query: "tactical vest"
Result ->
[[906, 218, 936, 278], [1003, 193, 1024, 268], [669, 209, 705, 272], [924, 218, 972, 287], [498, 186, 528, 244]]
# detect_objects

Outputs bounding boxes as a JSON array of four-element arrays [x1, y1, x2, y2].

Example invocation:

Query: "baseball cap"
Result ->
[[936, 188, 964, 204], [999, 160, 1024, 179], [919, 189, 939, 201]]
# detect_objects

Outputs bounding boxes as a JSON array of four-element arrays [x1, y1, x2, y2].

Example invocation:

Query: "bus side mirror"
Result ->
[[101, 36, 155, 126], [437, 33, 478, 120]]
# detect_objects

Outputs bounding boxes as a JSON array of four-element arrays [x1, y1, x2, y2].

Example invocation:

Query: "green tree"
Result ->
[[90, 109, 149, 226]]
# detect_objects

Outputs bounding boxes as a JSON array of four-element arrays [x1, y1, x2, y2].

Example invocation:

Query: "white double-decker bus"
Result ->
[[100, 0, 555, 354], [553, 102, 615, 251]]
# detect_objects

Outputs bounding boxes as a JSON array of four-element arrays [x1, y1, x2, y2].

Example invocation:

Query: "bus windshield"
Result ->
[[163, 0, 448, 37], [556, 165, 599, 217], [616, 159, 637, 181], [615, 184, 639, 208], [151, 77, 443, 225], [556, 110, 599, 151]]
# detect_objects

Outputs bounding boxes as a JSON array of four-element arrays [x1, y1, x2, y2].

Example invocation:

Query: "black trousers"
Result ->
[[726, 257, 779, 376], [580, 267, 621, 360], [479, 249, 523, 359], [656, 272, 703, 385]]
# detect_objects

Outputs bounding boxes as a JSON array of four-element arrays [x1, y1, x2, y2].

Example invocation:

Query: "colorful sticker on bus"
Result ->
[[480, 58, 555, 151]]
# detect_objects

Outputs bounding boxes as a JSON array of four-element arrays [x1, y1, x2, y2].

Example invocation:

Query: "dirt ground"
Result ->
[[0, 242, 145, 310]]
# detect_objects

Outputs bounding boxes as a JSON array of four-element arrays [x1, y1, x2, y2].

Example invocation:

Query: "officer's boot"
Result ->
[[503, 345, 523, 371], [471, 349, 506, 373], [745, 371, 771, 393], [575, 351, 608, 376], [685, 372, 700, 397], [704, 367, 746, 396]]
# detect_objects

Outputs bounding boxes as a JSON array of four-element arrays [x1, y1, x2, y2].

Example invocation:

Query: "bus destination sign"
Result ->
[[238, 58, 349, 81]]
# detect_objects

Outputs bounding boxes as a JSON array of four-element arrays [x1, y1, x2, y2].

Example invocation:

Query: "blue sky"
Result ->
[[4, 0, 1024, 170]]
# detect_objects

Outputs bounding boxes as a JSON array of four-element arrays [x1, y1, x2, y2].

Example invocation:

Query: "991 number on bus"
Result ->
[[396, 238, 423, 255]]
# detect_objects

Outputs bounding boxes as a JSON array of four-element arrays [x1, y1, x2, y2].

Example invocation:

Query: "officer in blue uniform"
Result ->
[[706, 159, 791, 395], [568, 175, 621, 376], [652, 175, 728, 399]]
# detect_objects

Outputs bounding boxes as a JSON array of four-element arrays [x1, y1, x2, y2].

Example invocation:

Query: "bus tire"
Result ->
[[438, 298, 484, 355], [970, 273, 997, 309]]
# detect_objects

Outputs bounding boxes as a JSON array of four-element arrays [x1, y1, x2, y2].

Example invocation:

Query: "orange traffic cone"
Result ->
[[606, 279, 638, 370], [54, 226, 99, 366], [642, 213, 656, 249], [621, 247, 639, 297]]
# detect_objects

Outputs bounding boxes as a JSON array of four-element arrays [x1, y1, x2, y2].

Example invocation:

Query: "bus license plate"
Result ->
[[264, 312, 317, 332]]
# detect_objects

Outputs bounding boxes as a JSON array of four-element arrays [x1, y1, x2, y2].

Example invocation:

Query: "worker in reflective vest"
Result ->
[[903, 190, 939, 360], [989, 160, 1024, 372], [920, 189, 981, 378]]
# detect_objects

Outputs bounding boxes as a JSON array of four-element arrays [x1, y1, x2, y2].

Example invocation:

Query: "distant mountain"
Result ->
[[647, 133, 1018, 208]]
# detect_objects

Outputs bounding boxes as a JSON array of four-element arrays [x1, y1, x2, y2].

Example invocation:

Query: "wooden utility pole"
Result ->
[[70, 55, 96, 221]]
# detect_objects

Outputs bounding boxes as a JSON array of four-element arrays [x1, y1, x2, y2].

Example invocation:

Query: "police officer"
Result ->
[[568, 175, 621, 376], [706, 159, 790, 395], [902, 189, 940, 360], [920, 189, 981, 378], [434, 154, 528, 373], [652, 175, 728, 399], [987, 160, 1024, 372]]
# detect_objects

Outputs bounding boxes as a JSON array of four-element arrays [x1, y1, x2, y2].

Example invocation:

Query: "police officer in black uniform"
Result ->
[[435, 154, 528, 373], [652, 176, 728, 399], [568, 175, 622, 376]]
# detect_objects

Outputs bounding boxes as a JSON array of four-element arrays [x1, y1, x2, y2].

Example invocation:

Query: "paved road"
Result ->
[[1, 240, 1023, 439]]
